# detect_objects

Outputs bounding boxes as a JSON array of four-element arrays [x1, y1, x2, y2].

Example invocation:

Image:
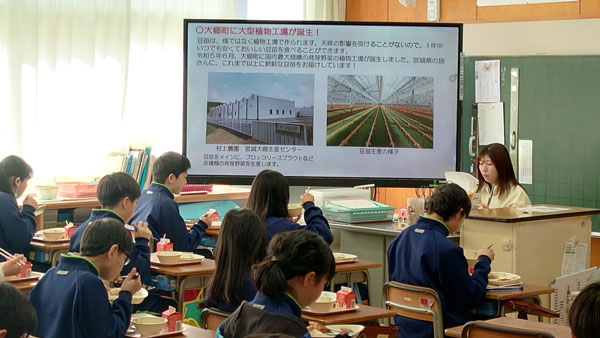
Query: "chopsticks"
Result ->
[[0, 247, 24, 266]]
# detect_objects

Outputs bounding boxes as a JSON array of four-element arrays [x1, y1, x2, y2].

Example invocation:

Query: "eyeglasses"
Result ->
[[121, 250, 132, 266]]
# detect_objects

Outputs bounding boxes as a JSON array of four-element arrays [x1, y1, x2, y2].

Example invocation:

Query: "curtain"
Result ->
[[304, 0, 346, 21], [0, 0, 236, 178]]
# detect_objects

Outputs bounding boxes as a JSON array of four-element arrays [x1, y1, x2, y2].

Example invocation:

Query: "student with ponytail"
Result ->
[[217, 230, 335, 338], [0, 155, 38, 259]]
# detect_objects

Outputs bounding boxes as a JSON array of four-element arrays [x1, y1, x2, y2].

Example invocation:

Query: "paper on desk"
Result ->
[[562, 237, 587, 276], [517, 206, 571, 213], [478, 102, 504, 145], [331, 199, 378, 209], [518, 140, 533, 184], [475, 60, 500, 103]]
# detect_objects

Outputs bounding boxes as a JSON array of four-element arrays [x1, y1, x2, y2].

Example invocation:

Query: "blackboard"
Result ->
[[460, 56, 600, 231]]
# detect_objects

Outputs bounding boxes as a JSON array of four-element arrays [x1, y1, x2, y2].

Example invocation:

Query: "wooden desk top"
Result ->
[[4, 272, 43, 292], [444, 317, 571, 338], [29, 239, 71, 251], [467, 205, 600, 223], [485, 283, 555, 301], [302, 304, 395, 325], [150, 259, 216, 277], [335, 259, 382, 273], [37, 186, 250, 210], [166, 325, 215, 338]]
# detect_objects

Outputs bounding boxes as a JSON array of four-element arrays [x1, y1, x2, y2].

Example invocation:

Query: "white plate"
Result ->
[[488, 271, 521, 286], [108, 288, 148, 305], [179, 252, 205, 261], [310, 324, 365, 337]]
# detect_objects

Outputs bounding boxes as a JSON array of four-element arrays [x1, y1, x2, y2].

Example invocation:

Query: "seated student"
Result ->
[[569, 282, 600, 338], [205, 208, 266, 313], [130, 152, 212, 252], [0, 253, 25, 282], [0, 282, 37, 338], [387, 183, 495, 338], [476, 143, 531, 208], [29, 218, 142, 338], [0, 155, 38, 258], [246, 170, 333, 245], [218, 230, 335, 338], [70, 172, 152, 277]]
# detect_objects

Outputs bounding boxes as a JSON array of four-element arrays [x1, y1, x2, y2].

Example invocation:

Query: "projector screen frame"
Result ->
[[183, 19, 463, 187]]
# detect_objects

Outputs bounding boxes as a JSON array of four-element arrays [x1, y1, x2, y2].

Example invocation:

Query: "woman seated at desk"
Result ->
[[476, 143, 531, 208]]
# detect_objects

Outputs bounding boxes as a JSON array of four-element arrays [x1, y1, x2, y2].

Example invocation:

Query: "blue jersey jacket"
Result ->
[[29, 254, 134, 338], [387, 216, 491, 338], [69, 209, 150, 277], [265, 201, 333, 245], [205, 274, 257, 313], [130, 183, 207, 252], [0, 191, 36, 259]]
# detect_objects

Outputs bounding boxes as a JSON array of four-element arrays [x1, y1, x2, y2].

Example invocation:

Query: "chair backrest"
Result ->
[[199, 307, 231, 331], [383, 281, 444, 338], [461, 321, 556, 338]]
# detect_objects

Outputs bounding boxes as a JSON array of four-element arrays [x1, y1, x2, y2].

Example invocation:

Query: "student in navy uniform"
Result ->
[[218, 230, 336, 338], [0, 282, 37, 338], [130, 152, 212, 253], [387, 183, 495, 338], [70, 172, 152, 277], [0, 155, 38, 259], [29, 218, 142, 338], [246, 170, 333, 245], [205, 208, 266, 313]]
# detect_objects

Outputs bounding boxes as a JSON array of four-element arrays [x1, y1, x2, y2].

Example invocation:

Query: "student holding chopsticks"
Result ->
[[0, 253, 26, 281], [0, 155, 38, 260]]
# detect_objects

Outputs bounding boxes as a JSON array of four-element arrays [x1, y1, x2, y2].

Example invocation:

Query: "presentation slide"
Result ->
[[184, 20, 461, 184]]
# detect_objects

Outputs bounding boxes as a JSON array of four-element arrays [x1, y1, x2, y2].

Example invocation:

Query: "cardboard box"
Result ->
[[162, 307, 182, 332], [336, 286, 356, 309], [156, 239, 173, 252]]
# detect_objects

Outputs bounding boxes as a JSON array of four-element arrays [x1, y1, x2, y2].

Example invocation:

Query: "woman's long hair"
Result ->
[[476, 143, 522, 199], [246, 170, 289, 222]]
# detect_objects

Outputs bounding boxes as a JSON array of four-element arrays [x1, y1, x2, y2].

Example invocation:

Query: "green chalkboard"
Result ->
[[460, 56, 600, 231]]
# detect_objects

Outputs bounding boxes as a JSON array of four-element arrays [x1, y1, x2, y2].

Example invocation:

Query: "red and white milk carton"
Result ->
[[336, 286, 356, 309], [162, 306, 182, 332], [64, 222, 77, 239], [20, 261, 32, 278], [156, 238, 173, 252]]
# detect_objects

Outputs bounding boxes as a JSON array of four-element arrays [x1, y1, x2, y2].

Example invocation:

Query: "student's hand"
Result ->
[[23, 194, 38, 210], [200, 211, 213, 227], [120, 267, 142, 296], [301, 192, 315, 205], [1, 254, 25, 277], [477, 248, 495, 261], [134, 221, 152, 240]]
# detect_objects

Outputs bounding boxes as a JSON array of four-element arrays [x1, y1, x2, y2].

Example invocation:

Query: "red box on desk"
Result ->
[[336, 286, 356, 309], [162, 307, 182, 332], [156, 241, 173, 252], [57, 182, 98, 198]]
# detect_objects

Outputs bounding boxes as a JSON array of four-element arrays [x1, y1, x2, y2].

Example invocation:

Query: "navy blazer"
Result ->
[[265, 201, 333, 245], [0, 191, 36, 259]]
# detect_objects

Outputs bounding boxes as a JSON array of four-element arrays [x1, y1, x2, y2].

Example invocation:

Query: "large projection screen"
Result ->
[[184, 20, 462, 186]]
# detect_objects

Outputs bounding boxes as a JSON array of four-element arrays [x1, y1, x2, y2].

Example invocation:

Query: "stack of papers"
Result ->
[[486, 282, 523, 291]]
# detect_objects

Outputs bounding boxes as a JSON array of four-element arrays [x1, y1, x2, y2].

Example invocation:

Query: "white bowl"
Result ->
[[131, 316, 167, 336], [288, 203, 303, 217], [308, 291, 336, 313], [155, 251, 182, 264], [108, 288, 148, 305], [40, 228, 65, 241], [463, 249, 478, 269]]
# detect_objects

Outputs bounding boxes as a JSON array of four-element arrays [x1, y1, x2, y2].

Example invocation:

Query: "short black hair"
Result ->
[[253, 230, 335, 300], [0, 282, 37, 338], [0, 155, 33, 195], [426, 183, 471, 221], [80, 218, 133, 257], [151, 152, 191, 184], [96, 172, 141, 208], [569, 282, 600, 338]]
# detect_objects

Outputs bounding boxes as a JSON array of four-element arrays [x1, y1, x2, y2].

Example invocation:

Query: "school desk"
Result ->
[[28, 239, 70, 266], [462, 205, 600, 309], [485, 283, 555, 321], [34, 185, 250, 231], [444, 317, 571, 338], [332, 259, 382, 305], [301, 304, 396, 325], [4, 272, 43, 293], [150, 258, 216, 312]]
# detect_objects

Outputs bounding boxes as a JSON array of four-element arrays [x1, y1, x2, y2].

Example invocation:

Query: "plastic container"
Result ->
[[56, 182, 98, 198], [36, 185, 59, 200], [322, 200, 396, 223]]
